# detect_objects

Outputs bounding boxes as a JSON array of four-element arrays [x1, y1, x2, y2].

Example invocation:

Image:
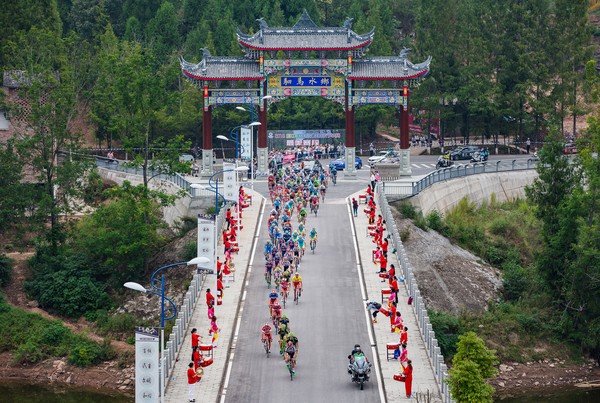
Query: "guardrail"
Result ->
[[95, 155, 233, 391], [161, 202, 229, 391], [95, 157, 256, 196], [382, 159, 538, 198], [375, 186, 453, 403]]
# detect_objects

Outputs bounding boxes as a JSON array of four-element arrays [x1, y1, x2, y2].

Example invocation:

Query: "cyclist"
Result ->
[[299, 207, 307, 224], [285, 331, 299, 354], [284, 340, 297, 374], [261, 322, 273, 352], [280, 277, 290, 302], [319, 182, 326, 201], [309, 228, 318, 251], [291, 272, 303, 301], [271, 300, 282, 326], [268, 289, 279, 315], [297, 236, 305, 255], [277, 321, 290, 355], [330, 166, 337, 184]]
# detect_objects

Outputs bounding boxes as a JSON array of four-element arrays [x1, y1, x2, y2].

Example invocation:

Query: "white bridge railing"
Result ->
[[382, 159, 538, 198]]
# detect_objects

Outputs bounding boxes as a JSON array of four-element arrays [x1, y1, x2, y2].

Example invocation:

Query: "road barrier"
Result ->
[[375, 185, 453, 403], [161, 204, 229, 390], [382, 159, 538, 198]]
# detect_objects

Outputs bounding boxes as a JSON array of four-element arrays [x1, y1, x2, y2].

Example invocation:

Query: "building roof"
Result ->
[[349, 49, 432, 80], [180, 50, 262, 81], [236, 10, 374, 51]]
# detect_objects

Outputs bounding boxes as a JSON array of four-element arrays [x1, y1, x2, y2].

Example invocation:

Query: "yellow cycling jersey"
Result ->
[[291, 275, 302, 284]]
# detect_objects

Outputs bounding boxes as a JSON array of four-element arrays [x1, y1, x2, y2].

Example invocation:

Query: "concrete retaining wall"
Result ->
[[97, 167, 213, 226], [407, 171, 538, 215]]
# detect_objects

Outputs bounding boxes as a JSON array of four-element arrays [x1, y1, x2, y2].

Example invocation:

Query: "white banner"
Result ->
[[240, 126, 252, 161], [222, 162, 237, 202], [135, 327, 160, 403], [197, 215, 216, 270]]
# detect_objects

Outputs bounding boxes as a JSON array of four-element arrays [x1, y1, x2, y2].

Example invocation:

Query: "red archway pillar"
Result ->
[[344, 80, 356, 177], [257, 103, 268, 174], [202, 103, 214, 175], [399, 84, 412, 176]]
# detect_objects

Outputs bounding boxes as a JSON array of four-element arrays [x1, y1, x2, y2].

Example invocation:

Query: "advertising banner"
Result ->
[[240, 126, 252, 161], [135, 327, 160, 403], [197, 215, 216, 270]]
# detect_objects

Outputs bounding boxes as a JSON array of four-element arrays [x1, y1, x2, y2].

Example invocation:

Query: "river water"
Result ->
[[1, 380, 599, 402], [0, 382, 133, 403], [496, 387, 600, 402]]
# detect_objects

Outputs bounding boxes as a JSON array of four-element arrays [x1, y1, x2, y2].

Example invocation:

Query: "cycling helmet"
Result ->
[[287, 341, 293, 346]]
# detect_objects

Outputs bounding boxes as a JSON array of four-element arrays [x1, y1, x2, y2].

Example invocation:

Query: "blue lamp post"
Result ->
[[191, 166, 248, 215], [124, 256, 210, 403], [228, 125, 245, 160]]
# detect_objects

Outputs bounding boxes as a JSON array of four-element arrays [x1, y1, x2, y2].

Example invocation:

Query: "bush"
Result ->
[[68, 338, 115, 367], [0, 254, 12, 287], [25, 252, 111, 318], [205, 206, 216, 216], [430, 309, 462, 360], [82, 171, 105, 205], [178, 216, 197, 237], [94, 311, 141, 335], [14, 340, 46, 364], [502, 262, 529, 301], [426, 210, 445, 232], [398, 202, 417, 219], [182, 241, 198, 261]]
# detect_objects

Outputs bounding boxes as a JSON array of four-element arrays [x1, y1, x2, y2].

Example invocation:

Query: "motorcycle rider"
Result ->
[[347, 344, 371, 374]]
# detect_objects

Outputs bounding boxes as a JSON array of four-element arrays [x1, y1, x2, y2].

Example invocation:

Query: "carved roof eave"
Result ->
[[349, 69, 430, 81], [349, 56, 432, 81], [179, 56, 262, 81], [353, 27, 376, 42], [236, 23, 375, 51]]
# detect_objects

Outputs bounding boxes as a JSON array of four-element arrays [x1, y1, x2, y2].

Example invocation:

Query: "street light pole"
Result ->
[[124, 256, 209, 403]]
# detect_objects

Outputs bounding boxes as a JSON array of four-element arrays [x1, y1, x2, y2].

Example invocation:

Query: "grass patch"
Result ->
[[0, 293, 115, 366]]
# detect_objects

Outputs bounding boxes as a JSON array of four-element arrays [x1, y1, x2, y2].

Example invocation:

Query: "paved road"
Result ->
[[224, 179, 381, 403]]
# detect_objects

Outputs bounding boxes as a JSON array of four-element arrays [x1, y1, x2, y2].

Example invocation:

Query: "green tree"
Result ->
[[92, 39, 191, 226], [4, 28, 92, 250], [447, 331, 498, 403], [0, 140, 30, 233], [72, 181, 166, 287], [69, 0, 109, 41], [146, 1, 181, 62], [0, 0, 62, 68], [525, 130, 581, 296]]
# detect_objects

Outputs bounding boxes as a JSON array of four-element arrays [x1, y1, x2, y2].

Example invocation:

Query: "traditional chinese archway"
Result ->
[[180, 11, 431, 177]]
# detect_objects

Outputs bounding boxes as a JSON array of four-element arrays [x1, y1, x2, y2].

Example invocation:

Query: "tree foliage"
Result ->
[[447, 332, 498, 403]]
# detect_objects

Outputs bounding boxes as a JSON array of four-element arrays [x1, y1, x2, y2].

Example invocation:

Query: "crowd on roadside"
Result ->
[[359, 183, 414, 399]]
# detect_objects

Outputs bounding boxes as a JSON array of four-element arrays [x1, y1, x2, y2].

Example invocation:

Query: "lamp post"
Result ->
[[190, 166, 248, 215], [247, 121, 261, 182], [216, 134, 228, 161], [228, 124, 245, 160], [124, 256, 210, 403]]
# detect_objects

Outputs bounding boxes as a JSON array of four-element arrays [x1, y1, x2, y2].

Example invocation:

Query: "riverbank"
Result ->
[[0, 351, 134, 398], [491, 359, 600, 398]]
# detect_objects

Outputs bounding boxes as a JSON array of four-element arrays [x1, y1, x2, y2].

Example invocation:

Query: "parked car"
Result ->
[[368, 150, 399, 165], [563, 143, 577, 155], [329, 156, 363, 170], [448, 145, 480, 160]]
